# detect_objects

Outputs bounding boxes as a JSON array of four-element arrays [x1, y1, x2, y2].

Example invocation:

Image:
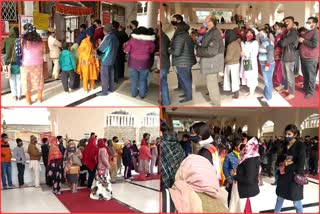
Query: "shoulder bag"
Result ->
[[3, 40, 16, 79]]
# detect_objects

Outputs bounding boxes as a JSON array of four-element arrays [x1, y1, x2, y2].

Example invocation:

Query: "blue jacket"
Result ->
[[59, 50, 76, 72], [76, 31, 87, 45], [98, 32, 119, 66], [223, 151, 240, 180]]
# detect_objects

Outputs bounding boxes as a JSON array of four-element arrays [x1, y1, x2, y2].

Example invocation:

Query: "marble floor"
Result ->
[[2, 173, 160, 213], [2, 75, 159, 107], [167, 69, 291, 107]]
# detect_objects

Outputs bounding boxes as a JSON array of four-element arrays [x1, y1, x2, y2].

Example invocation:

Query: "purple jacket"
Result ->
[[123, 34, 155, 70]]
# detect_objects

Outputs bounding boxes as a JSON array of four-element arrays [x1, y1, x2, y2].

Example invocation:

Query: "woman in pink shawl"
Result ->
[[166, 154, 227, 213], [230, 137, 260, 213]]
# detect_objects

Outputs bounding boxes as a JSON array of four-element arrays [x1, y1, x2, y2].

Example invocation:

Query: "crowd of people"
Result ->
[[161, 120, 318, 212], [2, 18, 159, 105], [1, 132, 160, 200], [160, 14, 318, 105]]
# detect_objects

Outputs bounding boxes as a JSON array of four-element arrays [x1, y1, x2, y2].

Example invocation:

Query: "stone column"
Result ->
[[146, 2, 159, 28]]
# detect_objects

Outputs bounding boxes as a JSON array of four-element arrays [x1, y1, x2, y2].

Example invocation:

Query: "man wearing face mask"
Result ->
[[298, 17, 319, 99], [13, 138, 26, 188], [170, 14, 184, 92], [197, 15, 224, 106], [278, 16, 299, 101]]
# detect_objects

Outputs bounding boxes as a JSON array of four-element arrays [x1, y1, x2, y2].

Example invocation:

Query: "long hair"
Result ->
[[22, 25, 42, 46], [224, 29, 238, 55]]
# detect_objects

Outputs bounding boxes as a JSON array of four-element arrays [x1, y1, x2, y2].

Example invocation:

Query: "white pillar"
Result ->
[[23, 2, 34, 16], [147, 2, 159, 28]]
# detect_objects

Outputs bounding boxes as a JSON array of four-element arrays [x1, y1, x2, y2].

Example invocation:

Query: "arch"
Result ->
[[274, 4, 284, 22], [261, 120, 275, 137], [300, 114, 319, 130]]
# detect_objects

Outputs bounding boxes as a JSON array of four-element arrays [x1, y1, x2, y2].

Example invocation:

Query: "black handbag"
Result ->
[[294, 173, 308, 185]]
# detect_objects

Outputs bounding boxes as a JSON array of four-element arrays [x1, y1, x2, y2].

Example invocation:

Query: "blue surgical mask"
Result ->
[[259, 35, 265, 41], [203, 22, 208, 28], [285, 136, 294, 142]]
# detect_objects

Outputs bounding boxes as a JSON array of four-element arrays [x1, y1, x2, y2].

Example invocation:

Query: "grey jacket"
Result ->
[[170, 24, 197, 67], [278, 28, 299, 62], [197, 27, 224, 74], [13, 147, 26, 164]]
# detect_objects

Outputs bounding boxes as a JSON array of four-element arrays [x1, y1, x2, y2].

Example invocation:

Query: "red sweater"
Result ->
[[139, 145, 151, 160]]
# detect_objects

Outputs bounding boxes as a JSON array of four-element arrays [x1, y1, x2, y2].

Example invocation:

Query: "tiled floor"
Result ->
[[3, 175, 317, 213], [167, 69, 291, 107], [1, 174, 160, 213], [2, 76, 159, 107]]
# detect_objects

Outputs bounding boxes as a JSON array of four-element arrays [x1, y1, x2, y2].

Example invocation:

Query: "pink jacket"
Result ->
[[98, 148, 110, 171], [139, 144, 152, 160], [22, 41, 43, 66]]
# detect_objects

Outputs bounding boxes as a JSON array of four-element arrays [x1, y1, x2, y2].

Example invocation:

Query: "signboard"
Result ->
[[19, 15, 33, 33], [33, 12, 50, 30], [102, 11, 111, 25]]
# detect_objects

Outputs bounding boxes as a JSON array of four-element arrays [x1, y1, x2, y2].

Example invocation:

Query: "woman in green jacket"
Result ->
[[2, 27, 21, 100]]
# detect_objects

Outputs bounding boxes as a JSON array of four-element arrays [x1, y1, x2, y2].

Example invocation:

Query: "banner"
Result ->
[[56, 3, 94, 16], [102, 11, 111, 25], [19, 15, 33, 34], [33, 12, 50, 30], [39, 132, 52, 142]]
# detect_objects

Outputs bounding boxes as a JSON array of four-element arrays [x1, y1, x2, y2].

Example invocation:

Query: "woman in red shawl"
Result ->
[[47, 137, 63, 194], [82, 136, 98, 188], [90, 139, 112, 200]]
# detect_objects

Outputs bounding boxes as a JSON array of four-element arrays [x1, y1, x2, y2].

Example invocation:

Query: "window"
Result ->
[[301, 114, 319, 129], [65, 16, 79, 43], [2, 2, 18, 22]]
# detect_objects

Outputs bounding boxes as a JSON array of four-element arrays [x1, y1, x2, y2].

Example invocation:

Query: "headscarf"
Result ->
[[97, 138, 107, 149], [27, 24, 36, 33], [82, 137, 98, 171], [30, 135, 37, 144], [169, 155, 220, 213], [48, 137, 63, 163], [239, 137, 260, 165]]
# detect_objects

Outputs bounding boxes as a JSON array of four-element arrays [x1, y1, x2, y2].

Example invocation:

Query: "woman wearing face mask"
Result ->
[[258, 29, 275, 101], [274, 124, 305, 213], [240, 29, 259, 97]]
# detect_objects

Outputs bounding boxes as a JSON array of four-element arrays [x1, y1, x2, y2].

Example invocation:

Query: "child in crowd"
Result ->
[[12, 138, 26, 187], [64, 142, 82, 193], [59, 42, 77, 93]]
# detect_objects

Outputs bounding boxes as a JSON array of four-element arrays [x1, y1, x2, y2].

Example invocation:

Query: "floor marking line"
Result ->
[[260, 202, 319, 212], [128, 181, 160, 192]]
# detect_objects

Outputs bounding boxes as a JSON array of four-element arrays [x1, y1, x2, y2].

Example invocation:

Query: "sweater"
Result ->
[[21, 41, 43, 66], [123, 34, 156, 70], [27, 143, 42, 161], [299, 28, 318, 60], [224, 40, 241, 65], [139, 145, 152, 160], [1, 143, 12, 163], [12, 146, 26, 164], [2, 27, 18, 65], [59, 50, 76, 71], [98, 32, 119, 66], [258, 39, 275, 66], [278, 28, 299, 62]]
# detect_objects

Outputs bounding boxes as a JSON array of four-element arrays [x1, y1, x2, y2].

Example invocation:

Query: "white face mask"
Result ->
[[305, 24, 312, 30]]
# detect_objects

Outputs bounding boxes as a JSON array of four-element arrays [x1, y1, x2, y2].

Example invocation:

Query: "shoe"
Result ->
[[271, 182, 277, 185], [232, 91, 239, 99], [140, 96, 145, 99], [174, 87, 181, 91], [125, 179, 131, 182], [13, 96, 18, 101], [285, 94, 295, 100], [305, 94, 313, 99], [179, 98, 192, 103], [97, 92, 108, 96], [37, 89, 43, 103], [179, 94, 186, 98], [275, 85, 284, 91], [3, 186, 8, 190], [17, 96, 22, 101], [8, 185, 14, 189]]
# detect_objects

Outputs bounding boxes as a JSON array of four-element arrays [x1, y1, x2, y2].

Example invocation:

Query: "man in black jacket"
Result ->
[[41, 138, 50, 186], [278, 16, 299, 100], [160, 21, 171, 106]]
